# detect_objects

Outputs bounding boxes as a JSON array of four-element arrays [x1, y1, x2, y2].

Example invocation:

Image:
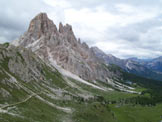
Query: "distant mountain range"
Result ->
[[92, 47, 162, 81], [127, 57, 153, 63]]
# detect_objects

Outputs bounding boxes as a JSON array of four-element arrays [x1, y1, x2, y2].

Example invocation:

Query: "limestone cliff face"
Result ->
[[0, 44, 46, 82], [28, 13, 58, 40], [11, 13, 119, 82]]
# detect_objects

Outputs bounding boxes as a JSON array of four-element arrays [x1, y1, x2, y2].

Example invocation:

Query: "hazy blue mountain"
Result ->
[[92, 46, 162, 81]]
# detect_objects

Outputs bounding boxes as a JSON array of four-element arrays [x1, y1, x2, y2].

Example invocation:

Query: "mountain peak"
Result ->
[[12, 13, 119, 82], [59, 22, 74, 34], [59, 22, 64, 33], [34, 12, 48, 20], [28, 12, 57, 39]]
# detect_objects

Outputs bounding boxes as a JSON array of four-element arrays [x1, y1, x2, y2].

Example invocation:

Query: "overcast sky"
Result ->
[[0, 0, 162, 59]]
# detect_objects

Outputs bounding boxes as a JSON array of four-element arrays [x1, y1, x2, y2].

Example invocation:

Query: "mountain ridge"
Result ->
[[92, 46, 162, 81], [11, 12, 121, 83]]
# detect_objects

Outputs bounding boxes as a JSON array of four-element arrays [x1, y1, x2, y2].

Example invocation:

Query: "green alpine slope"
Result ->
[[0, 43, 162, 122]]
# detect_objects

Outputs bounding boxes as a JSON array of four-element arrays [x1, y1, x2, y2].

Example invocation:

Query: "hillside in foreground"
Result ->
[[0, 43, 162, 122]]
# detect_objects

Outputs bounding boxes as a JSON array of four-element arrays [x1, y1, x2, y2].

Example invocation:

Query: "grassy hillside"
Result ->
[[110, 104, 162, 122], [0, 44, 162, 122]]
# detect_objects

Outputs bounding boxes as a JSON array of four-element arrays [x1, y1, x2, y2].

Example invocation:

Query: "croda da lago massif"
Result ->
[[0, 3, 162, 122]]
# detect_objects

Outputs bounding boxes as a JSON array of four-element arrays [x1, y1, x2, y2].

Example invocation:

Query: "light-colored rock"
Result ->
[[11, 12, 120, 82], [0, 88, 11, 98]]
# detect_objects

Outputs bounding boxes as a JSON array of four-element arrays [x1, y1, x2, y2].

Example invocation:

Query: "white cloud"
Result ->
[[61, 4, 160, 42], [64, 7, 118, 31], [115, 4, 135, 13], [63, 7, 119, 41], [0, 0, 162, 59], [43, 0, 71, 8], [115, 4, 159, 26]]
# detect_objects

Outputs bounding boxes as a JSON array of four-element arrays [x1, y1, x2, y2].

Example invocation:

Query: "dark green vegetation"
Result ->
[[110, 104, 162, 122], [107, 64, 162, 105], [123, 71, 162, 106], [0, 44, 162, 122]]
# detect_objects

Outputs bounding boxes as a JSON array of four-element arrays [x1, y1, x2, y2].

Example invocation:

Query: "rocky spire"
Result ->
[[78, 38, 81, 44], [59, 22, 64, 33], [28, 12, 57, 39], [59, 23, 74, 35], [58, 22, 76, 44], [12, 12, 117, 82], [63, 24, 73, 33]]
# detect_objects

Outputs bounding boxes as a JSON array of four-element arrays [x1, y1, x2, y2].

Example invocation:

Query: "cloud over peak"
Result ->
[[0, 0, 162, 59]]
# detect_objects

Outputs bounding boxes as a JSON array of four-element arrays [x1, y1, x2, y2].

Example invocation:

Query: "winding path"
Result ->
[[0, 93, 37, 110]]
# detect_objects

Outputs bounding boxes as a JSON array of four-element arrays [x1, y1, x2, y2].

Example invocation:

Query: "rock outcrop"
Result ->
[[0, 43, 46, 82], [11, 12, 120, 82]]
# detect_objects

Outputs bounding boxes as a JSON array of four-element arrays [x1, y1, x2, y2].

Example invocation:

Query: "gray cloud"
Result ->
[[102, 15, 162, 59], [0, 0, 53, 42], [0, 0, 162, 59]]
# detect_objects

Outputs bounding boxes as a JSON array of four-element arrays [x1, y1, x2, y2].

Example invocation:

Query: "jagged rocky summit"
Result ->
[[11, 12, 120, 82]]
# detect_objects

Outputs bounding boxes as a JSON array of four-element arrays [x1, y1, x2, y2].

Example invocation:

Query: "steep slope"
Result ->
[[0, 43, 161, 122], [91, 47, 125, 68], [128, 56, 162, 73], [91, 46, 162, 81], [0, 43, 140, 122], [144, 56, 162, 73], [0, 43, 73, 121], [11, 13, 119, 83]]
